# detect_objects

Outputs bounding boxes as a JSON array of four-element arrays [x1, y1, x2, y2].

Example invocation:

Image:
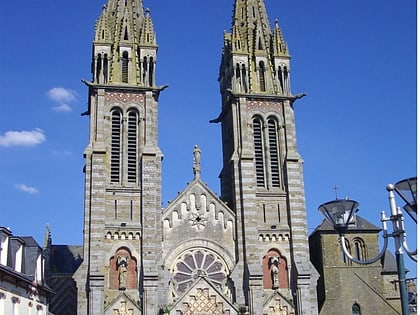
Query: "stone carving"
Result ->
[[269, 256, 280, 289], [193, 145, 201, 179], [113, 300, 135, 315], [117, 256, 129, 289]]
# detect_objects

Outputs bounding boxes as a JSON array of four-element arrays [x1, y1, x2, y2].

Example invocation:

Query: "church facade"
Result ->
[[73, 0, 319, 314]]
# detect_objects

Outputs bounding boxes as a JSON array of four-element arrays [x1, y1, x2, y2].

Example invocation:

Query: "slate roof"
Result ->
[[311, 215, 381, 235], [50, 245, 83, 274]]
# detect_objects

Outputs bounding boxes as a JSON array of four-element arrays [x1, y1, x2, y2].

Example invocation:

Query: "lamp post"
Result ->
[[318, 177, 417, 315]]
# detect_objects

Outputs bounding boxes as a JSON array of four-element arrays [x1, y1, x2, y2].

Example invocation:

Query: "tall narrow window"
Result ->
[[235, 64, 241, 91], [142, 56, 148, 85], [103, 54, 108, 83], [111, 110, 122, 183], [96, 54, 102, 84], [253, 118, 265, 187], [283, 66, 289, 95], [124, 26, 129, 40], [121, 51, 129, 83], [127, 110, 138, 183], [241, 64, 248, 92], [268, 119, 280, 187], [259, 61, 266, 92], [278, 66, 284, 94], [148, 57, 154, 87], [354, 238, 366, 261]]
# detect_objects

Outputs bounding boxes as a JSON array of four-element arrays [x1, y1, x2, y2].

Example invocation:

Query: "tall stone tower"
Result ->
[[73, 0, 319, 314], [73, 0, 165, 314], [215, 0, 319, 313]]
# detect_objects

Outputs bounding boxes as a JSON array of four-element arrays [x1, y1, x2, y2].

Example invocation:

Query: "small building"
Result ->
[[309, 215, 402, 314], [0, 227, 53, 314]]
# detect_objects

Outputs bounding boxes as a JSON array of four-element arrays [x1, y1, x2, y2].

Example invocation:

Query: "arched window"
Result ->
[[352, 303, 361, 315], [241, 64, 248, 92], [259, 61, 266, 92], [142, 56, 148, 85], [268, 118, 280, 187], [171, 249, 228, 294], [96, 54, 102, 84], [253, 118, 265, 187], [235, 63, 241, 90], [121, 51, 129, 83], [111, 109, 122, 183], [127, 110, 138, 183], [277, 65, 290, 95], [103, 54, 108, 83], [353, 238, 366, 261], [341, 238, 352, 265]]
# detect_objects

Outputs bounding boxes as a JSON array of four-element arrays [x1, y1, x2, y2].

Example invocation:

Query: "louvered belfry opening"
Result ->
[[111, 110, 122, 183], [127, 110, 138, 183]]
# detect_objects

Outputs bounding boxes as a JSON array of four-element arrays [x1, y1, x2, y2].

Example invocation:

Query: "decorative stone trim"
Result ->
[[105, 231, 141, 240], [259, 233, 290, 242], [105, 91, 144, 104]]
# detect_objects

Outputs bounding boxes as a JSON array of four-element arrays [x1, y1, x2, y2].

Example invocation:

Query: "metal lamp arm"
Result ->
[[402, 239, 417, 262], [340, 234, 389, 265], [340, 213, 389, 265], [399, 217, 417, 261]]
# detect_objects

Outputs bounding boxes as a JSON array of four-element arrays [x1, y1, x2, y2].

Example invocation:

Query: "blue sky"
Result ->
[[0, 1, 416, 277]]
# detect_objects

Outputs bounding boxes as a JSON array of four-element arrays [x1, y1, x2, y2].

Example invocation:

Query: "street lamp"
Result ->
[[318, 177, 417, 315]]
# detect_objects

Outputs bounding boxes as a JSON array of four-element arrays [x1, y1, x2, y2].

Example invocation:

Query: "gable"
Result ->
[[263, 291, 295, 315], [170, 277, 238, 315], [104, 292, 141, 315], [162, 179, 236, 258]]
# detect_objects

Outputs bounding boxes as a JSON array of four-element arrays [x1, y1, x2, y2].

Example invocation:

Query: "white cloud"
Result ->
[[47, 87, 77, 112], [47, 87, 77, 103], [15, 184, 39, 194], [52, 103, 72, 112], [0, 128, 46, 147]]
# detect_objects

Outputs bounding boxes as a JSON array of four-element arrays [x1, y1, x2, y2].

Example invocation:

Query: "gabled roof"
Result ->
[[162, 177, 235, 223], [310, 215, 381, 236]]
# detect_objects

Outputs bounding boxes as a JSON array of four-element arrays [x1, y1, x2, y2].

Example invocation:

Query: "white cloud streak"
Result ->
[[47, 87, 77, 103], [47, 87, 77, 112], [15, 184, 39, 194], [52, 103, 72, 112], [0, 128, 46, 147]]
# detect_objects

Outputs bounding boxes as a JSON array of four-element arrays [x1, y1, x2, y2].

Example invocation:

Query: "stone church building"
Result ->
[[40, 0, 405, 315], [70, 0, 319, 314]]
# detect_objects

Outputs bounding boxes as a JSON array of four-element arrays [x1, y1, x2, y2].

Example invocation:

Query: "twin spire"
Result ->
[[92, 0, 157, 86], [220, 0, 291, 96]]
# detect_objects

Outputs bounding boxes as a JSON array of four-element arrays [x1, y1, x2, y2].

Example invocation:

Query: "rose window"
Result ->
[[172, 249, 228, 294]]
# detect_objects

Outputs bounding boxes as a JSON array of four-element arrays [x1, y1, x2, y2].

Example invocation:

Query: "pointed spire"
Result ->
[[140, 8, 157, 46], [272, 19, 288, 56], [91, 0, 158, 86], [220, 0, 292, 96], [43, 224, 51, 249]]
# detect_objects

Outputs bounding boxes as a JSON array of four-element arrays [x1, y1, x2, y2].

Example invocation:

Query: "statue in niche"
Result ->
[[117, 256, 129, 289], [269, 256, 280, 289]]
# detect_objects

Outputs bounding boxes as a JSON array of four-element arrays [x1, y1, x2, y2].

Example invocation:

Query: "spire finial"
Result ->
[[193, 145, 201, 179]]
